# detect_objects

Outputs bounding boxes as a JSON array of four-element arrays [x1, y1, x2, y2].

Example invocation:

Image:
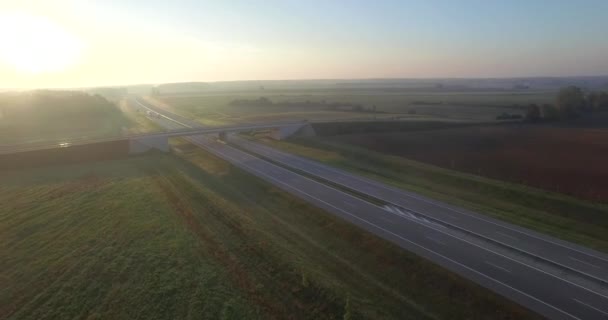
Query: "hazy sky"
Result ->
[[1, 0, 608, 88]]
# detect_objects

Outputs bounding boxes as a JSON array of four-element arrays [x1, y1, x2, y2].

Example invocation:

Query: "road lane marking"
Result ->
[[243, 139, 608, 266], [485, 261, 512, 274], [385, 205, 447, 229], [151, 100, 594, 320], [134, 99, 193, 128], [425, 236, 446, 246], [236, 139, 608, 278], [496, 231, 519, 241], [379, 207, 608, 299], [196, 142, 582, 320], [569, 256, 601, 269], [573, 299, 608, 316], [214, 136, 608, 301]]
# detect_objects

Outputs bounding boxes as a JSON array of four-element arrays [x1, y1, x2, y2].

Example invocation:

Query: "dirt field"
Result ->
[[329, 124, 608, 202]]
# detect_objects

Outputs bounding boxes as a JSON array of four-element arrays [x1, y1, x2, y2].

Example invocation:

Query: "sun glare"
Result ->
[[0, 12, 84, 74]]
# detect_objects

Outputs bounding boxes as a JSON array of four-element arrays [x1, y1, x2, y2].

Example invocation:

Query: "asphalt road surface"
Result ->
[[132, 97, 608, 319], [230, 136, 608, 284]]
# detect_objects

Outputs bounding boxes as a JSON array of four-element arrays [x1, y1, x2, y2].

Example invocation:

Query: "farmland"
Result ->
[[0, 91, 130, 145], [325, 123, 608, 203], [0, 146, 537, 319], [155, 87, 552, 125]]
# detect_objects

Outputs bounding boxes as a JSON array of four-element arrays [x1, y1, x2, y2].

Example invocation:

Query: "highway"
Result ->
[[132, 97, 608, 319], [230, 136, 608, 284]]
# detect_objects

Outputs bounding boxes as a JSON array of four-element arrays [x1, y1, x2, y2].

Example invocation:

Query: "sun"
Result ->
[[0, 12, 84, 74]]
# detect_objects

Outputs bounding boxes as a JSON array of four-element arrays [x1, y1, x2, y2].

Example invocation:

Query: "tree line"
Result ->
[[526, 86, 608, 122]]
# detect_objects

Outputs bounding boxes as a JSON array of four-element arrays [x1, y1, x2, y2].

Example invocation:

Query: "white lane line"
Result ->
[[195, 142, 580, 320], [573, 299, 608, 316], [485, 261, 512, 274], [158, 106, 586, 320], [425, 236, 446, 246], [569, 256, 601, 269], [496, 231, 519, 241], [243, 139, 608, 265], [221, 136, 608, 301], [241, 139, 608, 285]]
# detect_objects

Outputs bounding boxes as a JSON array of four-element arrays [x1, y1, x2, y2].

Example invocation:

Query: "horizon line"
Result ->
[[3, 74, 608, 91]]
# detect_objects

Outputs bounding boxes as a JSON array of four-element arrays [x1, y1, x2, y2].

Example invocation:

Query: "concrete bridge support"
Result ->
[[129, 135, 169, 154]]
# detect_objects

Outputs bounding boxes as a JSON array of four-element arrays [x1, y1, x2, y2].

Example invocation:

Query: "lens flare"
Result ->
[[0, 12, 84, 74]]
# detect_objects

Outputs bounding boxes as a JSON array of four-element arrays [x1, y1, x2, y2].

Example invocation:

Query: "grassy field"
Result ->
[[0, 92, 129, 145], [253, 136, 608, 253], [152, 95, 413, 126], [1, 146, 538, 319], [155, 88, 550, 125]]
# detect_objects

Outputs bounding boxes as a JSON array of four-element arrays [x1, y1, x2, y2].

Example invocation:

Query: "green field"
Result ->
[[154, 88, 551, 125], [1, 144, 537, 319], [151, 95, 414, 126], [0, 92, 131, 145], [252, 136, 608, 252]]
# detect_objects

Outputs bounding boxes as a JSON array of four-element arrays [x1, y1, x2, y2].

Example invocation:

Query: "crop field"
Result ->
[[0, 146, 537, 320], [152, 95, 412, 125], [155, 88, 550, 124], [327, 124, 608, 203]]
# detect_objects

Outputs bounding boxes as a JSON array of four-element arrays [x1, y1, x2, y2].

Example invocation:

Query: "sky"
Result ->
[[1, 0, 608, 88]]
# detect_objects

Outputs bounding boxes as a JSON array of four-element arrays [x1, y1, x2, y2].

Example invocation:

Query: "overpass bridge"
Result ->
[[0, 120, 316, 156], [0, 97, 315, 168], [128, 120, 315, 153]]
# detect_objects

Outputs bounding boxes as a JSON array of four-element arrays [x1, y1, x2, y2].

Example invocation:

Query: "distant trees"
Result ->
[[523, 87, 608, 123], [587, 91, 608, 111], [598, 92, 608, 110], [525, 104, 541, 122], [541, 104, 560, 121], [556, 86, 585, 118], [555, 86, 608, 118]]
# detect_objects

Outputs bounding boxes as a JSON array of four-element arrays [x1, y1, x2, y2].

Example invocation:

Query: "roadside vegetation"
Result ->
[[118, 98, 163, 134], [255, 136, 608, 252], [1, 145, 538, 320], [0, 91, 129, 145]]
